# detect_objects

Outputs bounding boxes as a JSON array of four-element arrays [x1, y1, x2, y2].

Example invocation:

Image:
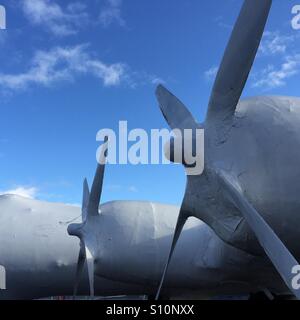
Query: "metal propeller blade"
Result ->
[[217, 169, 300, 299], [71, 179, 90, 297], [85, 244, 95, 297], [206, 0, 272, 125], [155, 210, 188, 300], [154, 76, 199, 301], [73, 242, 86, 297], [156, 85, 199, 131], [82, 178, 90, 222], [87, 137, 108, 215], [72, 241, 95, 298]]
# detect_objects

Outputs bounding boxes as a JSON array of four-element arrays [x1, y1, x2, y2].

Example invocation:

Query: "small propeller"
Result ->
[[68, 138, 108, 298]]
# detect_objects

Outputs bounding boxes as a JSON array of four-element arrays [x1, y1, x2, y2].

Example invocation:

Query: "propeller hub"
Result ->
[[67, 223, 83, 238]]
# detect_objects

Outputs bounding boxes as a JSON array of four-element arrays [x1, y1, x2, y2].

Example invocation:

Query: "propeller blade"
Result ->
[[88, 138, 108, 215], [82, 178, 90, 222], [156, 85, 199, 131], [85, 244, 95, 297], [206, 0, 272, 124], [73, 242, 86, 298], [217, 169, 300, 299], [155, 213, 188, 300]]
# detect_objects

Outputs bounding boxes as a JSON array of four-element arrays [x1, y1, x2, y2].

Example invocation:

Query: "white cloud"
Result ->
[[252, 30, 300, 90], [99, 0, 125, 28], [150, 77, 165, 85], [0, 45, 127, 91], [126, 71, 166, 88], [204, 66, 218, 81], [0, 186, 38, 199], [21, 0, 88, 36], [259, 31, 296, 56], [252, 54, 300, 89]]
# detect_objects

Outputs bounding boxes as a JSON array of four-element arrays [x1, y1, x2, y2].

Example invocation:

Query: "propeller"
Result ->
[[155, 0, 274, 299], [68, 137, 108, 298]]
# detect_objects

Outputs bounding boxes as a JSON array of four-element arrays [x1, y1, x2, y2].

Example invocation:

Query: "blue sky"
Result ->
[[0, 0, 300, 206]]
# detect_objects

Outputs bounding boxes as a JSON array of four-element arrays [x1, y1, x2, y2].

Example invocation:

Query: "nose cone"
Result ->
[[67, 223, 82, 237]]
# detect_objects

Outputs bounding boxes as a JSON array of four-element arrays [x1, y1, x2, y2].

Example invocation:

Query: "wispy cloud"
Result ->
[[204, 66, 218, 82], [125, 71, 166, 88], [259, 31, 296, 56], [99, 0, 125, 28], [0, 45, 127, 91], [0, 186, 38, 199], [21, 0, 88, 36], [251, 29, 300, 90], [252, 54, 300, 89], [150, 77, 166, 85]]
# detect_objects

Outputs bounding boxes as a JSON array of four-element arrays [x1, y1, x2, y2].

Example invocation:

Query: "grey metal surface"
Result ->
[[0, 195, 148, 299], [0, 194, 289, 299]]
